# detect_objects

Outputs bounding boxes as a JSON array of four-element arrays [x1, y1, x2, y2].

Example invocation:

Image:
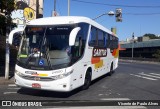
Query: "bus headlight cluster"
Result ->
[[15, 70, 25, 77], [51, 69, 73, 80]]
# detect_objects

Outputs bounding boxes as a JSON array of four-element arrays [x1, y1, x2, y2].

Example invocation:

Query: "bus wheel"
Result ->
[[81, 71, 91, 90], [108, 63, 114, 76]]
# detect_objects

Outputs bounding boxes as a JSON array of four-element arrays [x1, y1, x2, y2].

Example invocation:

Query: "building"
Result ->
[[120, 39, 160, 58], [11, 0, 43, 29]]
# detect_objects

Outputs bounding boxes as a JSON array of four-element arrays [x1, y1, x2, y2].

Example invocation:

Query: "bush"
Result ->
[[153, 50, 160, 61]]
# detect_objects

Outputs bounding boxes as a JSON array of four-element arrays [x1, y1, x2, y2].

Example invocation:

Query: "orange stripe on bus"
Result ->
[[91, 57, 100, 64], [112, 49, 117, 56]]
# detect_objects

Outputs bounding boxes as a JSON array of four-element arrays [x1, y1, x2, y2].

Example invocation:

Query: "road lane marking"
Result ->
[[130, 74, 157, 81], [139, 72, 160, 79], [149, 73, 160, 76], [8, 88, 20, 90], [8, 84, 16, 87], [119, 62, 130, 65], [100, 98, 130, 100], [3, 92, 17, 94]]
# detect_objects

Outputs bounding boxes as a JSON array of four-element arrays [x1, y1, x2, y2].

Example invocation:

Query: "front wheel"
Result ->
[[81, 71, 91, 90]]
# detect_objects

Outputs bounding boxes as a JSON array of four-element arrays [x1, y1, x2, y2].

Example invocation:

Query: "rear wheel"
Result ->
[[81, 71, 91, 90], [108, 63, 114, 76]]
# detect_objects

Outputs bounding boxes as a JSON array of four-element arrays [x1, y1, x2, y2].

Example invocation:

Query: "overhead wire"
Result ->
[[71, 0, 160, 8], [72, 0, 160, 16], [124, 13, 160, 15]]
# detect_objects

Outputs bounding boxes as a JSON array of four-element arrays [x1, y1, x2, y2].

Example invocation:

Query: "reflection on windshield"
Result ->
[[17, 25, 73, 70], [17, 23, 89, 70], [46, 26, 71, 66]]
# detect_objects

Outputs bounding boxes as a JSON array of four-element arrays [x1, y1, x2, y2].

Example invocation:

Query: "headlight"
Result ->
[[51, 69, 73, 80], [15, 70, 25, 77]]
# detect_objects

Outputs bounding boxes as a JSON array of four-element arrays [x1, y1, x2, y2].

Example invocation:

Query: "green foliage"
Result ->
[[153, 50, 160, 61], [0, 15, 6, 35], [0, 0, 15, 35], [143, 33, 160, 39], [0, 0, 15, 15]]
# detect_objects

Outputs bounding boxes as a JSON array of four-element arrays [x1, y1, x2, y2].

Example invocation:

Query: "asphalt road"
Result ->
[[0, 61, 160, 108]]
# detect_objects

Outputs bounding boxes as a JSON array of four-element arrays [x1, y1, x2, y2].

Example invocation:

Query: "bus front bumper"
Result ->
[[15, 73, 72, 92]]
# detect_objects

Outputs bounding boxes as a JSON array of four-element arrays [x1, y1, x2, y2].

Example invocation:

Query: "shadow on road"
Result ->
[[17, 87, 83, 98]]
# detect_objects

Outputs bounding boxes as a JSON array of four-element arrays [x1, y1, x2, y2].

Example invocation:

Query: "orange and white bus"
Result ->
[[9, 16, 119, 92]]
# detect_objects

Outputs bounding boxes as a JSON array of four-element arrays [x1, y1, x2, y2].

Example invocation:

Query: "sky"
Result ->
[[43, 0, 160, 41]]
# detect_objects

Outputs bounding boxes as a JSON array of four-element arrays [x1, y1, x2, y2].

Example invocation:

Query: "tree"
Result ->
[[153, 50, 160, 62], [143, 33, 160, 39], [0, 0, 15, 35]]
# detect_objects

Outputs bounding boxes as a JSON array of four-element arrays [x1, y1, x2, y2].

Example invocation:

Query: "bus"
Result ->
[[9, 16, 119, 92]]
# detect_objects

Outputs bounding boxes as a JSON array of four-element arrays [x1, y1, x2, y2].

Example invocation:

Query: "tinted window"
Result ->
[[105, 33, 110, 48], [98, 30, 104, 47], [89, 27, 97, 47]]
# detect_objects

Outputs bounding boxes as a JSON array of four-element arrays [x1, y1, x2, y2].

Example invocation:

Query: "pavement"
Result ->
[[0, 76, 14, 85], [0, 66, 15, 85]]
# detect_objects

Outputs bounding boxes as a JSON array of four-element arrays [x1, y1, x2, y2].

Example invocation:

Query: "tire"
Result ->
[[81, 71, 91, 90], [108, 63, 114, 76]]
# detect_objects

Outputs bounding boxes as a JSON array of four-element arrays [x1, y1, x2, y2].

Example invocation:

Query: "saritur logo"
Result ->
[[92, 48, 107, 57]]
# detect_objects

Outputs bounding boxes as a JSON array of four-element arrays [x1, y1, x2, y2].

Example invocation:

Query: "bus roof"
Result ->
[[27, 16, 116, 37]]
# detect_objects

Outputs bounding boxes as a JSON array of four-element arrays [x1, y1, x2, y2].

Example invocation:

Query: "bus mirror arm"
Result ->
[[9, 28, 24, 45], [69, 27, 81, 46]]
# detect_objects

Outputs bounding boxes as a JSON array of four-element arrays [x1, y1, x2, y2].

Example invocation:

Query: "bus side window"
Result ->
[[106, 34, 110, 48], [73, 36, 82, 57], [13, 32, 22, 49], [115, 37, 118, 49], [104, 33, 108, 48], [110, 35, 113, 49], [112, 36, 115, 49], [89, 27, 97, 47], [112, 36, 118, 49], [98, 30, 104, 47]]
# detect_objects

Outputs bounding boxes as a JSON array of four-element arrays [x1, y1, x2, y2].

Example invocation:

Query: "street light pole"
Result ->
[[68, 0, 70, 16], [5, 27, 10, 80], [132, 32, 134, 59], [54, 0, 56, 11], [5, 4, 10, 80], [93, 13, 107, 20], [93, 11, 115, 20]]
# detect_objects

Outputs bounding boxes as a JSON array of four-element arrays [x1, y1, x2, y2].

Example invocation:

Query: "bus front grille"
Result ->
[[21, 75, 55, 81]]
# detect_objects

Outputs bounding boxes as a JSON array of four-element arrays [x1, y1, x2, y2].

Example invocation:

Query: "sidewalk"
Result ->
[[0, 66, 15, 85], [119, 58, 160, 65], [0, 76, 14, 85]]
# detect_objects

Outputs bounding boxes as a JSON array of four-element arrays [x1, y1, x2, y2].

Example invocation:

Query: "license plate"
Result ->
[[32, 83, 41, 88]]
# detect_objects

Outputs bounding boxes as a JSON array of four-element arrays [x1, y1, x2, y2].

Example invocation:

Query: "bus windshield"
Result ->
[[17, 25, 74, 70]]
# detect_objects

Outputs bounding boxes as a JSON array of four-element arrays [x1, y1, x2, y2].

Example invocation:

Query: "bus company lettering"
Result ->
[[93, 48, 107, 57]]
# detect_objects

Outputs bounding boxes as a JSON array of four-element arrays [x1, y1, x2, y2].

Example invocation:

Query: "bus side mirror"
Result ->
[[9, 28, 23, 45], [69, 27, 81, 46]]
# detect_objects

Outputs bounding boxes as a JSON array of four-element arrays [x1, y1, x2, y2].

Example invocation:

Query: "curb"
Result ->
[[119, 59, 160, 65], [0, 77, 14, 85]]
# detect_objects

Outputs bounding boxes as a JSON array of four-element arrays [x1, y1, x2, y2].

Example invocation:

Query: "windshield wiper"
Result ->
[[39, 28, 52, 69]]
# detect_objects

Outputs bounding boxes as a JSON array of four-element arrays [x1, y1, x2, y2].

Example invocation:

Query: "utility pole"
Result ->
[[68, 0, 70, 16], [52, 0, 57, 16], [54, 0, 56, 11], [5, 2, 10, 80], [132, 32, 134, 60]]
